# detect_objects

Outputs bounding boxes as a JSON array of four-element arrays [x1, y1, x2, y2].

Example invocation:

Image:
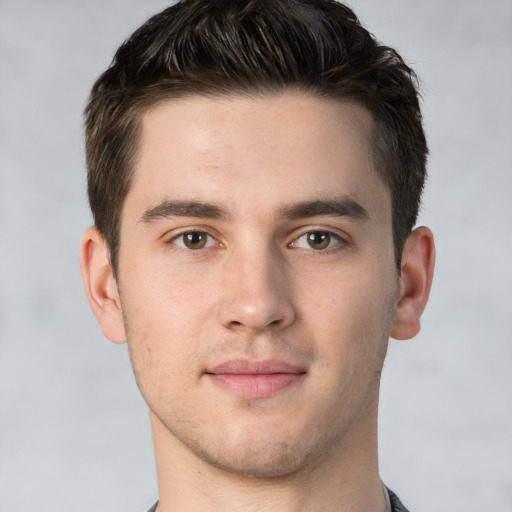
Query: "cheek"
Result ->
[[121, 278, 208, 416], [302, 258, 397, 361], [119, 261, 217, 381], [122, 255, 213, 327]]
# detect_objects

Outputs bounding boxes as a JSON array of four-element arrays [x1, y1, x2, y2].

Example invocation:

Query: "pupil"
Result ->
[[308, 232, 329, 249], [186, 232, 205, 248]]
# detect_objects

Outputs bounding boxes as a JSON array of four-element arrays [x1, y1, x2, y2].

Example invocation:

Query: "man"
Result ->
[[79, 0, 435, 510]]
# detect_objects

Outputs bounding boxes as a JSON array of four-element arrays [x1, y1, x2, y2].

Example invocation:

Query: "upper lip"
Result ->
[[206, 359, 306, 375]]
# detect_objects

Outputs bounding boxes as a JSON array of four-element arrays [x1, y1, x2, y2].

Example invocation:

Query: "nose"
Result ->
[[218, 245, 296, 333]]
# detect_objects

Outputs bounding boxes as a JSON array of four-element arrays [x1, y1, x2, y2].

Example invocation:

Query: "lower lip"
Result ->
[[207, 373, 304, 398]]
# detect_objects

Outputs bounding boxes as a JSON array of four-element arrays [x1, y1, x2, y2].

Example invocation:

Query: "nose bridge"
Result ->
[[219, 239, 295, 332]]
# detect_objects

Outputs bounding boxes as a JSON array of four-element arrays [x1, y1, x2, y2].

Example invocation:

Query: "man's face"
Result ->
[[116, 92, 399, 476]]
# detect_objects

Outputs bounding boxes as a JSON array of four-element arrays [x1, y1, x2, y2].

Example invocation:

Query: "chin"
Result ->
[[176, 420, 339, 479], [195, 442, 320, 478]]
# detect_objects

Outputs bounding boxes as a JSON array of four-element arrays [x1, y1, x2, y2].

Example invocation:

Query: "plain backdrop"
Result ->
[[1, 1, 511, 511]]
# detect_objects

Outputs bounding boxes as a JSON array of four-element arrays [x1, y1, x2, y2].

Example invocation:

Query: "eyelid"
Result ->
[[162, 225, 350, 253], [165, 227, 222, 250], [288, 227, 351, 252]]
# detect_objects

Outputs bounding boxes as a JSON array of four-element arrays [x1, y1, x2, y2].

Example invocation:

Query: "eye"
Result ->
[[171, 231, 215, 250], [292, 231, 342, 251]]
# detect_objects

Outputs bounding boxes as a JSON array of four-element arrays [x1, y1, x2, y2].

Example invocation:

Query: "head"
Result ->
[[84, 0, 427, 277], [80, 0, 435, 484]]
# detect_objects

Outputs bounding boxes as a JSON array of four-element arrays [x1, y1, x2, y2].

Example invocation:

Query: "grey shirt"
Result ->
[[145, 486, 410, 512]]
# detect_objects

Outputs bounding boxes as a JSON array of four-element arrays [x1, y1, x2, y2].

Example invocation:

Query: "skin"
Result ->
[[81, 92, 435, 511]]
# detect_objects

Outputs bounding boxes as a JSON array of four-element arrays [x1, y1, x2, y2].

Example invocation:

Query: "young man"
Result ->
[[80, 1, 435, 510]]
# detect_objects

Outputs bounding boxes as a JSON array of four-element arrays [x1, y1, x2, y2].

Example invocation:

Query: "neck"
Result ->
[[152, 390, 385, 512]]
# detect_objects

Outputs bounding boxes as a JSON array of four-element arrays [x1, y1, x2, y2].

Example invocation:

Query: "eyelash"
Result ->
[[168, 230, 218, 251], [288, 230, 347, 254], [167, 228, 348, 255]]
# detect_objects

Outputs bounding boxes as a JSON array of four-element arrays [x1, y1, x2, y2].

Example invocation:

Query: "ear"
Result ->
[[390, 226, 435, 340], [79, 226, 127, 344]]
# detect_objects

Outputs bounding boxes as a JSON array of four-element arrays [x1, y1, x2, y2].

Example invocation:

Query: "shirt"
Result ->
[[145, 486, 410, 511]]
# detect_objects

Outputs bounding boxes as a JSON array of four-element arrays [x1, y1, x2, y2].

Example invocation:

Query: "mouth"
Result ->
[[205, 359, 307, 398]]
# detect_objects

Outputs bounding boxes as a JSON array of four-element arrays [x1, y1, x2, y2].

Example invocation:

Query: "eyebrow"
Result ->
[[138, 197, 369, 224], [280, 198, 369, 221], [139, 200, 230, 223]]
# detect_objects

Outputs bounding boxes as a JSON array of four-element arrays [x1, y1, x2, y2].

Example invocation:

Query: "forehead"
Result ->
[[127, 92, 389, 220]]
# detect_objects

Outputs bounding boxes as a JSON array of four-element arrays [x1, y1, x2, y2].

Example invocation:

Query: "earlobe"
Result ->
[[390, 226, 435, 340], [79, 226, 127, 344]]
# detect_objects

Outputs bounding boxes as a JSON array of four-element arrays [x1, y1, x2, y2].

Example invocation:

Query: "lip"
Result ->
[[205, 359, 306, 398]]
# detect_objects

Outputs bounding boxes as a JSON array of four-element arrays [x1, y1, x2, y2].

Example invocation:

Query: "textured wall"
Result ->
[[1, 1, 511, 511]]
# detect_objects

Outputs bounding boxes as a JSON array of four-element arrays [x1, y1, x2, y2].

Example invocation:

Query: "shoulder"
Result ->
[[387, 487, 411, 512]]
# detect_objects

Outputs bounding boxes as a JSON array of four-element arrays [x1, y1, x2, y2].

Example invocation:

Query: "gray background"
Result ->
[[1, 1, 511, 511]]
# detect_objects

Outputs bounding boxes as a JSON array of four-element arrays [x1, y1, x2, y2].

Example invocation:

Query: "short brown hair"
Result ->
[[85, 0, 427, 275]]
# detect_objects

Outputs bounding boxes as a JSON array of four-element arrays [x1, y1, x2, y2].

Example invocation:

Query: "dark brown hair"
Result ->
[[85, 0, 427, 275]]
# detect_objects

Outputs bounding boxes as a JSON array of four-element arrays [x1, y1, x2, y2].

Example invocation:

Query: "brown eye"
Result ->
[[306, 231, 331, 250], [183, 232, 208, 249], [172, 231, 214, 250], [291, 230, 342, 251]]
